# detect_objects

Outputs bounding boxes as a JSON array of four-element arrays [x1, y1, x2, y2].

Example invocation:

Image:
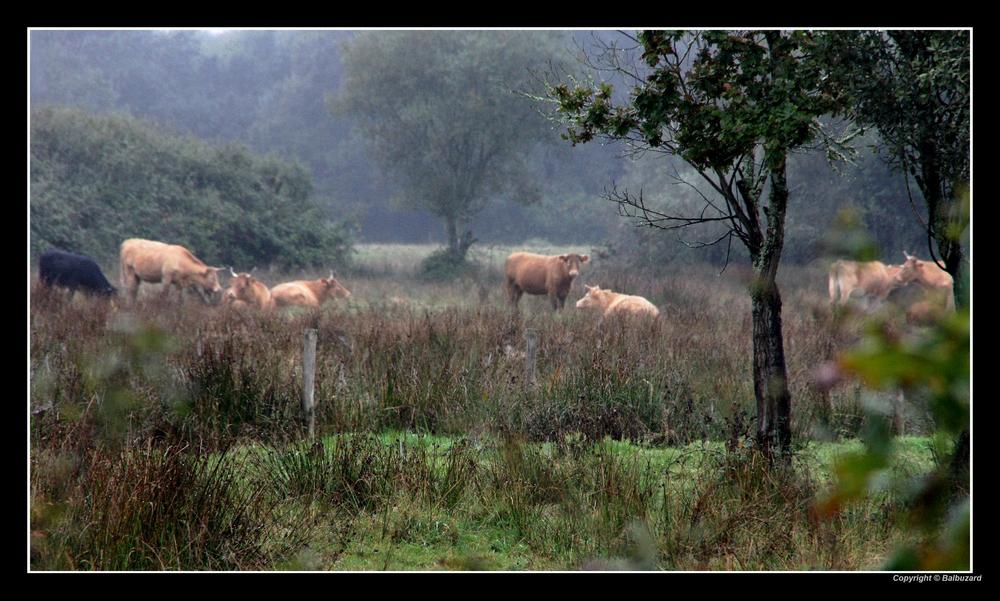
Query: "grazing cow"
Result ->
[[575, 285, 660, 319], [895, 251, 956, 312], [827, 259, 901, 309], [223, 268, 274, 310], [119, 238, 226, 305], [39, 250, 117, 298], [270, 273, 352, 309], [505, 252, 589, 310]]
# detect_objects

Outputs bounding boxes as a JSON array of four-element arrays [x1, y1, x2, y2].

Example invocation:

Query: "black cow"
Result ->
[[39, 250, 117, 297]]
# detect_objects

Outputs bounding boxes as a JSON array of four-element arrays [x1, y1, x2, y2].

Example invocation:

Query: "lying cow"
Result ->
[[504, 251, 589, 310], [270, 273, 352, 309], [39, 249, 117, 298], [223, 268, 274, 310], [895, 251, 956, 312], [119, 238, 226, 305], [575, 285, 660, 320], [827, 259, 901, 309]]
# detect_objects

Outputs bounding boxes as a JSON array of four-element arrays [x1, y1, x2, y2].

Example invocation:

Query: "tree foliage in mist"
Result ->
[[333, 31, 572, 261], [30, 29, 948, 257], [30, 107, 353, 270]]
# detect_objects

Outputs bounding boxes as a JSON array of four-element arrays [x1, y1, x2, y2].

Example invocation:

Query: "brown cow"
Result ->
[[119, 238, 226, 305], [223, 268, 274, 310], [504, 252, 589, 310], [895, 251, 956, 312], [827, 259, 901, 309], [575, 285, 660, 319], [270, 272, 352, 309]]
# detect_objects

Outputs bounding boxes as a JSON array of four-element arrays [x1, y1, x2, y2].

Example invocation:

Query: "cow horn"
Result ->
[[230, 267, 238, 277], [329, 270, 334, 280]]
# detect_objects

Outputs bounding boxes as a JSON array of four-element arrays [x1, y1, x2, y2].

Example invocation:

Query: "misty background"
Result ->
[[29, 29, 928, 271]]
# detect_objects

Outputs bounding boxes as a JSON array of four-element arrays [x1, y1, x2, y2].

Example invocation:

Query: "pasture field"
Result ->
[[29, 243, 951, 570]]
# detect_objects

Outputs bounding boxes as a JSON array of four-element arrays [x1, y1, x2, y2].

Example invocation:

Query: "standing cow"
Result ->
[[119, 238, 226, 305], [827, 259, 901, 310], [39, 250, 117, 298], [270, 273, 352, 309], [504, 252, 589, 310]]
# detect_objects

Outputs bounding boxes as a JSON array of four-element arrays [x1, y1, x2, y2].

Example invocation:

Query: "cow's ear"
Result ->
[[559, 254, 568, 262], [581, 255, 590, 263]]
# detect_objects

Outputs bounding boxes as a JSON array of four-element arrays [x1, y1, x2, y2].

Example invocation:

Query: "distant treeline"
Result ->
[[30, 107, 353, 270], [30, 30, 930, 266], [28, 30, 626, 245]]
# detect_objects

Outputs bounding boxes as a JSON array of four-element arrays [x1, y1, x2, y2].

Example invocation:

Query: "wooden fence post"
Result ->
[[525, 328, 538, 387], [892, 390, 906, 436], [302, 328, 317, 439]]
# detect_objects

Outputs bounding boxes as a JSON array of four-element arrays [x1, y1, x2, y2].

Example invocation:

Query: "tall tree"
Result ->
[[333, 31, 567, 263], [550, 30, 840, 460], [815, 31, 970, 308]]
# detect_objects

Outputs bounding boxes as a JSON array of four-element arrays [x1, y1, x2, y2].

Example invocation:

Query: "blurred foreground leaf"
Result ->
[[820, 309, 969, 570]]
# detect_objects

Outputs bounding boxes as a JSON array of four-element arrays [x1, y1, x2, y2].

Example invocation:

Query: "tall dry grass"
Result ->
[[30, 258, 931, 447]]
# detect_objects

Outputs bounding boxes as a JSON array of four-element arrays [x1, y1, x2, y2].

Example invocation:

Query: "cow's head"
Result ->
[[894, 251, 925, 286], [321, 272, 352, 301], [193, 266, 227, 304], [575, 284, 609, 310], [224, 269, 263, 306], [559, 253, 590, 279]]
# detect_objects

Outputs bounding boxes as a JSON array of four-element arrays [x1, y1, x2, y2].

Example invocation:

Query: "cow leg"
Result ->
[[160, 275, 179, 303], [121, 267, 140, 305], [507, 281, 523, 307], [505, 279, 520, 306], [549, 293, 560, 311]]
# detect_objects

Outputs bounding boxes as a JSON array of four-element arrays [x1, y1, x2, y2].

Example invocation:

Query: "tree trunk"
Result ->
[[752, 152, 792, 462], [445, 215, 459, 258], [444, 215, 476, 263], [949, 428, 970, 496], [942, 240, 966, 310], [918, 140, 970, 489], [751, 277, 792, 461], [918, 137, 967, 311]]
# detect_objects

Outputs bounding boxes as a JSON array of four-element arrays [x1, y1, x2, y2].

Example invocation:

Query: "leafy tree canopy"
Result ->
[[334, 31, 573, 260]]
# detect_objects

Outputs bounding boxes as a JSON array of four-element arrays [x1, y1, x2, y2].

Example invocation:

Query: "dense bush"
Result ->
[[30, 107, 354, 270]]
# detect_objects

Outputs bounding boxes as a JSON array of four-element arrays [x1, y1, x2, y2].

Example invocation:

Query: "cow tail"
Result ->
[[119, 244, 130, 291], [828, 262, 840, 305]]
